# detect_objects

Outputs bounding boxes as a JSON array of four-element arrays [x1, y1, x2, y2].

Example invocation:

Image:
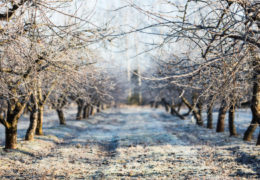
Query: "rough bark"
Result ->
[[3, 95, 30, 149], [193, 94, 204, 126], [34, 83, 55, 136], [244, 47, 260, 143], [243, 84, 260, 141], [76, 99, 84, 120], [181, 96, 203, 126], [207, 102, 213, 129], [36, 105, 44, 135], [76, 104, 84, 120], [228, 104, 237, 136], [196, 100, 203, 125], [83, 104, 90, 119], [216, 101, 229, 132], [57, 109, 66, 125], [5, 121, 18, 149], [25, 108, 38, 141], [243, 118, 258, 141], [25, 94, 38, 141]]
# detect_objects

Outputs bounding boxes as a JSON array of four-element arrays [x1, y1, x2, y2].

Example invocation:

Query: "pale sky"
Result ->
[[47, 0, 195, 75]]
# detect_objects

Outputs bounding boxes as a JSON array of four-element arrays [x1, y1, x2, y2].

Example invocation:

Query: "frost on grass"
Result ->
[[0, 107, 259, 179]]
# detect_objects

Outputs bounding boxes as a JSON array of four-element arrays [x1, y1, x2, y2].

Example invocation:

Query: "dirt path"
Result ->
[[0, 107, 259, 179]]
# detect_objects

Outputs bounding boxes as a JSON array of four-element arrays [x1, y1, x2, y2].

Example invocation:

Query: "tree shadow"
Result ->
[[2, 148, 36, 157], [98, 136, 119, 157], [231, 151, 260, 178]]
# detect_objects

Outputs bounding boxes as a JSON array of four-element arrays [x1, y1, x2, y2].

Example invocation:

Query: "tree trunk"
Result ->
[[57, 109, 66, 125], [196, 100, 203, 126], [228, 104, 237, 136], [216, 101, 228, 132], [25, 108, 38, 141], [193, 110, 203, 126], [192, 94, 203, 126], [36, 105, 44, 135], [181, 96, 203, 126], [244, 47, 260, 143], [3, 94, 30, 149], [150, 101, 154, 108], [155, 102, 159, 108], [76, 103, 83, 120], [83, 104, 90, 119], [170, 106, 175, 115], [5, 123, 18, 149], [243, 118, 258, 141], [89, 106, 93, 115], [91, 106, 96, 116], [165, 105, 169, 112], [97, 103, 100, 113], [207, 102, 213, 129], [257, 133, 260, 146], [161, 98, 170, 112]]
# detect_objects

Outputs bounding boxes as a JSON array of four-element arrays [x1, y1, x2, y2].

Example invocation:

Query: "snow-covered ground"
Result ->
[[0, 106, 259, 179]]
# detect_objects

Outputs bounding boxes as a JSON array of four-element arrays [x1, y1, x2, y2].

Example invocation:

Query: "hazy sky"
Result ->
[[49, 0, 192, 74]]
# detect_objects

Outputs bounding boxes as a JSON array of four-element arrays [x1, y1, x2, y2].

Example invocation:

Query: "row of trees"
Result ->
[[0, 0, 259, 149], [125, 0, 260, 145], [0, 1, 115, 149]]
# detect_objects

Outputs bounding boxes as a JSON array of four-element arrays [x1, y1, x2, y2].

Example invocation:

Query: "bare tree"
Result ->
[[0, 0, 112, 149], [123, 0, 259, 144]]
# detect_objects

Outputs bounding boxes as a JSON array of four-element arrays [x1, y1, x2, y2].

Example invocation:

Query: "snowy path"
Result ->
[[0, 107, 260, 179], [48, 107, 185, 146]]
